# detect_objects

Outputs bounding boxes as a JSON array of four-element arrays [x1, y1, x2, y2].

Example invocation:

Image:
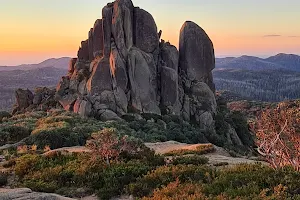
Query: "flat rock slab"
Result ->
[[145, 141, 267, 166], [0, 188, 75, 200]]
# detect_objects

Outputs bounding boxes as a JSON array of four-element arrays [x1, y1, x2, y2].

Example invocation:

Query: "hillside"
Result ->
[[0, 57, 70, 71], [216, 53, 300, 72], [0, 67, 67, 111], [214, 68, 300, 102]]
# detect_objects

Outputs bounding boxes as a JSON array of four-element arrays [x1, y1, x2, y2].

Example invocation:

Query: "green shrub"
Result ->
[[0, 126, 31, 145], [203, 164, 300, 199], [171, 156, 209, 166], [128, 165, 214, 197], [164, 144, 215, 156], [0, 111, 11, 122], [0, 172, 8, 186]]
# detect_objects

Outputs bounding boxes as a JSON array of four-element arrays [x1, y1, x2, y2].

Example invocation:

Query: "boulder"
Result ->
[[190, 82, 217, 114], [226, 123, 244, 146], [197, 111, 214, 131], [15, 89, 34, 110], [179, 21, 215, 91], [134, 7, 159, 53], [58, 94, 77, 111], [99, 110, 122, 121], [100, 90, 117, 112], [56, 76, 70, 96]]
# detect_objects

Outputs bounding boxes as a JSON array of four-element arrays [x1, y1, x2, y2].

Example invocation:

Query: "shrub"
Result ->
[[128, 165, 214, 197], [0, 126, 31, 146], [0, 172, 8, 186], [142, 179, 206, 200], [0, 111, 11, 122], [164, 144, 215, 156], [171, 156, 209, 166], [203, 164, 300, 198]]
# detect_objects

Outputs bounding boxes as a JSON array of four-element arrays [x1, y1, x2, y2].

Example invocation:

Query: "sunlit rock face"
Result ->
[[55, 0, 216, 130]]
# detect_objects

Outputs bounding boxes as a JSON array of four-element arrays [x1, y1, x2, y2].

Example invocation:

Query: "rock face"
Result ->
[[0, 188, 74, 200], [179, 21, 215, 92], [12, 88, 60, 115], [55, 0, 217, 130]]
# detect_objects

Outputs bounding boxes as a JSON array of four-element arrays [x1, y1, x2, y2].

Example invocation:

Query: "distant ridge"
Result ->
[[216, 53, 300, 72], [0, 57, 71, 71]]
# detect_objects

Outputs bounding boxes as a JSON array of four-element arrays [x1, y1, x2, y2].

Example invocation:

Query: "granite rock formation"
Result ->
[[12, 88, 60, 115], [54, 0, 216, 131]]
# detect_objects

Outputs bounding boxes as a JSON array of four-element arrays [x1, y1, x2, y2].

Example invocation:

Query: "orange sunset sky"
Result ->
[[1, 0, 300, 65]]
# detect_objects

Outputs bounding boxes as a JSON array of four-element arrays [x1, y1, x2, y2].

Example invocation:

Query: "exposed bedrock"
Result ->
[[55, 0, 217, 128]]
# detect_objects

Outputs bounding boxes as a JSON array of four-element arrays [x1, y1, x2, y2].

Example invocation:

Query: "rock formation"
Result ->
[[51, 0, 216, 130], [12, 87, 59, 115]]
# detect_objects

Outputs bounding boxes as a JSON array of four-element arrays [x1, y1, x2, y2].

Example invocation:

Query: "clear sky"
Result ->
[[1, 0, 300, 65]]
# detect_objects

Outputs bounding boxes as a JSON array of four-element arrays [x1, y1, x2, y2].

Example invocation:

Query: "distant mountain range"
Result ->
[[214, 53, 300, 102], [0, 57, 71, 71], [216, 53, 300, 72]]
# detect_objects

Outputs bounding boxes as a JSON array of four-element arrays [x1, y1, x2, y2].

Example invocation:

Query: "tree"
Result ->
[[86, 128, 129, 165], [252, 101, 300, 170]]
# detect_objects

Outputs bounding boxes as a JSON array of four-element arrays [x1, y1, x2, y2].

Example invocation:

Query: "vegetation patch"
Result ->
[[164, 144, 215, 156]]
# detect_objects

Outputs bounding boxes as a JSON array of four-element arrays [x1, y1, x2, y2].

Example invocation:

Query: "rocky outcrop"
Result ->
[[179, 21, 215, 92], [12, 88, 60, 115], [55, 0, 217, 130], [0, 188, 74, 200]]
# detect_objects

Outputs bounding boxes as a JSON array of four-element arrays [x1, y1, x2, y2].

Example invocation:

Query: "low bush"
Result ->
[[142, 179, 205, 200], [0, 111, 11, 122], [171, 156, 209, 166], [164, 144, 215, 156], [128, 165, 214, 197], [0, 172, 8, 186]]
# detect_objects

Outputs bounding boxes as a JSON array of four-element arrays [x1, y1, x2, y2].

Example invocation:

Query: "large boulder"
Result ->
[[99, 109, 122, 121], [15, 89, 34, 110], [134, 8, 159, 53], [57, 94, 77, 111], [179, 21, 215, 91], [190, 82, 217, 114]]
